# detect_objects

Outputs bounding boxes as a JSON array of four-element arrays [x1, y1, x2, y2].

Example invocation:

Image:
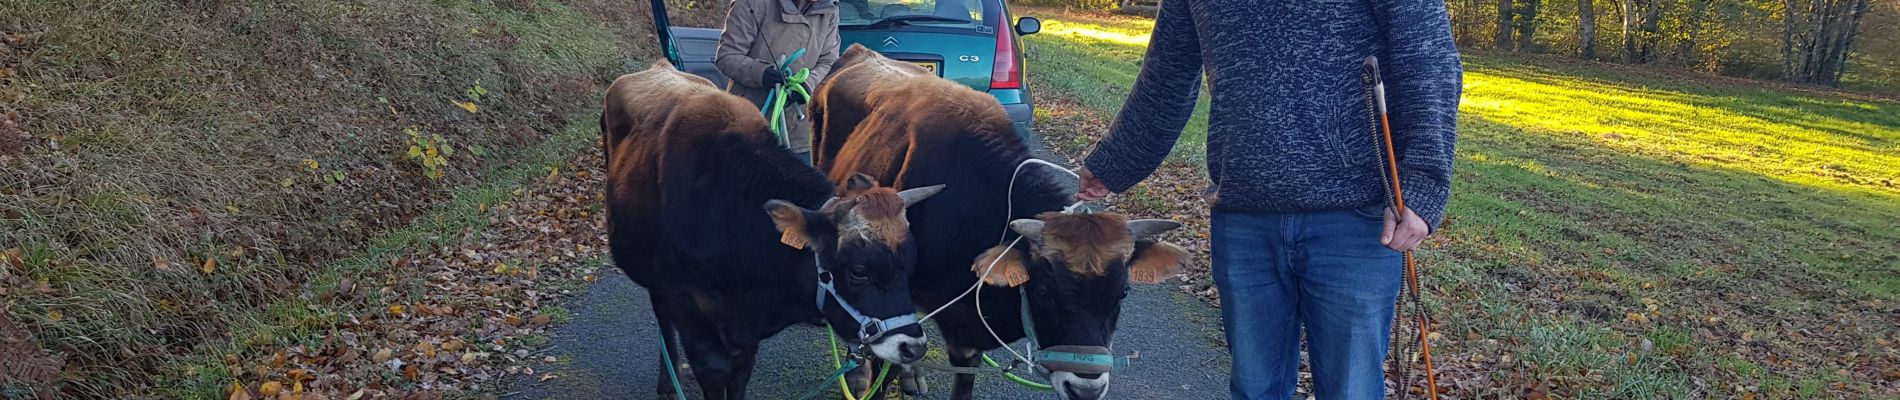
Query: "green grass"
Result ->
[[1018, 8, 1899, 398]]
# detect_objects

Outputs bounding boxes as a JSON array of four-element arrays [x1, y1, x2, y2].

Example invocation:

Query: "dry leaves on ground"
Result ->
[[228, 147, 612, 399]]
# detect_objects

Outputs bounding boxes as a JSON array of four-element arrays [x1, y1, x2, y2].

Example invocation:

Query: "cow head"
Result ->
[[764, 173, 943, 364], [970, 212, 1188, 400]]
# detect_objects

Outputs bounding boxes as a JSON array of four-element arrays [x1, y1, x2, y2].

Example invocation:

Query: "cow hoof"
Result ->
[[899, 367, 927, 396]]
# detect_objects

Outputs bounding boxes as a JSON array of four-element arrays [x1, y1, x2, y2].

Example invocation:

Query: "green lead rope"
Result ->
[[762, 48, 812, 147]]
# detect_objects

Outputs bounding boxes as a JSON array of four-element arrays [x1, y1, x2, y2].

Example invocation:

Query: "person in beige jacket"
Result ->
[[716, 0, 841, 164]]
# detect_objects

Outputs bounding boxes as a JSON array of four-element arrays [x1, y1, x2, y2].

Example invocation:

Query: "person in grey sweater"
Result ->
[[1073, 0, 1462, 398]]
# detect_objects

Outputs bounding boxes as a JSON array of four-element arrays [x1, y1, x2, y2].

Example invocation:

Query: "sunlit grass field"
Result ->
[[1019, 8, 1900, 398]]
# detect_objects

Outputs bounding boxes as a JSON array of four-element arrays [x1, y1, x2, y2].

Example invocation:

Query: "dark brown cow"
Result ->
[[814, 45, 1190, 400], [602, 60, 943, 400]]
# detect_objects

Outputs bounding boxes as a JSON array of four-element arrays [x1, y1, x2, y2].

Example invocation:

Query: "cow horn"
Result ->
[[897, 185, 945, 207], [1127, 219, 1182, 240], [1009, 219, 1044, 242]]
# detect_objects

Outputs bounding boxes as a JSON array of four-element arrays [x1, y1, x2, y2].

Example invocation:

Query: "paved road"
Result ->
[[503, 266, 1232, 399]]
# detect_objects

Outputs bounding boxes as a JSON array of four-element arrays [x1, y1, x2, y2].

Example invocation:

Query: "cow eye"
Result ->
[[848, 265, 869, 281]]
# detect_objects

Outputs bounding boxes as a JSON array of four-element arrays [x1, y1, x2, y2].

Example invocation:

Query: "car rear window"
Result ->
[[838, 0, 988, 29]]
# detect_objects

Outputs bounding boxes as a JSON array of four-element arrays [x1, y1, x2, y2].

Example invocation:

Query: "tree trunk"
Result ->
[[1819, 0, 1871, 86], [1516, 0, 1542, 52], [1620, 0, 1639, 62], [1782, 0, 1799, 80], [1496, 0, 1516, 50], [1579, 0, 1597, 59], [1637, 0, 1662, 63]]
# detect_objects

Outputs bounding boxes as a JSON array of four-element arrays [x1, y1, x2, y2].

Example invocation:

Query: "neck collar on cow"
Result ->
[[812, 252, 917, 345]]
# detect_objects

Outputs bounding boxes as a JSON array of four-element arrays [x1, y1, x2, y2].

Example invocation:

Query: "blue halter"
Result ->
[[813, 253, 919, 343]]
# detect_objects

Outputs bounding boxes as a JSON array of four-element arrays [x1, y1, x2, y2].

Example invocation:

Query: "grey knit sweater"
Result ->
[[1082, 0, 1463, 229]]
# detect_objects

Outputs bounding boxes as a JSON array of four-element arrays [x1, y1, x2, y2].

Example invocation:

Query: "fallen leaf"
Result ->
[[201, 257, 218, 274], [543, 356, 556, 363], [460, 352, 478, 365], [452, 99, 479, 113], [46, 309, 61, 322], [229, 381, 253, 400], [418, 341, 437, 359], [545, 167, 561, 185], [372, 349, 394, 363], [388, 304, 405, 317], [442, 340, 465, 352], [538, 373, 557, 382], [258, 381, 282, 396], [270, 350, 288, 368], [505, 314, 523, 327], [152, 256, 172, 270], [403, 364, 419, 380], [531, 315, 551, 325]]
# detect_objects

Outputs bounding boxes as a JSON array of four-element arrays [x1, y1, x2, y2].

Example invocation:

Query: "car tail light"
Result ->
[[990, 23, 1021, 90]]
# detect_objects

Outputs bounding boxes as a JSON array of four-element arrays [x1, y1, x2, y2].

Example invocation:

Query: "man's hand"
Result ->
[[1382, 206, 1429, 252], [1075, 167, 1110, 201], [785, 88, 808, 104]]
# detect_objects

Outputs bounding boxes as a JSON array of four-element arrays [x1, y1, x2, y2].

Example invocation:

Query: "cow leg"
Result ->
[[722, 338, 761, 400], [676, 316, 733, 399], [941, 337, 983, 400], [650, 293, 686, 398]]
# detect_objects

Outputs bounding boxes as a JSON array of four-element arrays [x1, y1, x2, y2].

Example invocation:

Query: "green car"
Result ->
[[653, 0, 1043, 139]]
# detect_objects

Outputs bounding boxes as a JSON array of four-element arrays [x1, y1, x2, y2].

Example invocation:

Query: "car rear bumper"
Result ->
[[1004, 102, 1033, 133]]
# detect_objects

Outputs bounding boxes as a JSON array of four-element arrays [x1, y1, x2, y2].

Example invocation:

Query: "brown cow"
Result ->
[[601, 60, 944, 400], [814, 46, 1190, 400]]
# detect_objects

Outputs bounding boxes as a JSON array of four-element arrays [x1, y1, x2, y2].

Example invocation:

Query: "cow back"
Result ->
[[601, 62, 833, 288]]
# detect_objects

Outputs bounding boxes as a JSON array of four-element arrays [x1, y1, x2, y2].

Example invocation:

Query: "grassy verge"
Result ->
[[0, 0, 655, 396], [176, 119, 601, 397], [1017, 7, 1899, 397]]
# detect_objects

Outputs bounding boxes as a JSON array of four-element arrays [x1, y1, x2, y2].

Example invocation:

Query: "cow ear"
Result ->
[[765, 200, 814, 249], [972, 245, 1029, 287], [844, 173, 877, 193], [1129, 241, 1188, 284]]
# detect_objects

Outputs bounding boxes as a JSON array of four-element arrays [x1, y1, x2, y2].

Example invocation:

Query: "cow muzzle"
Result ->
[[866, 330, 928, 364], [1050, 371, 1110, 400], [1037, 345, 1123, 400]]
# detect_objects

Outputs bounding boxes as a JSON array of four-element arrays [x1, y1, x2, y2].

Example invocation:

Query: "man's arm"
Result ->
[[804, 17, 841, 93], [1080, 0, 1202, 193], [716, 0, 773, 88], [1377, 0, 1462, 231]]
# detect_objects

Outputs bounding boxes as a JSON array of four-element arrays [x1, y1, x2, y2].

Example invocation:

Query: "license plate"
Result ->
[[911, 61, 939, 74]]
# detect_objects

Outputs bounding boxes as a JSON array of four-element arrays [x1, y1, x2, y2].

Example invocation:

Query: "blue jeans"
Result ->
[[1213, 206, 1403, 400]]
